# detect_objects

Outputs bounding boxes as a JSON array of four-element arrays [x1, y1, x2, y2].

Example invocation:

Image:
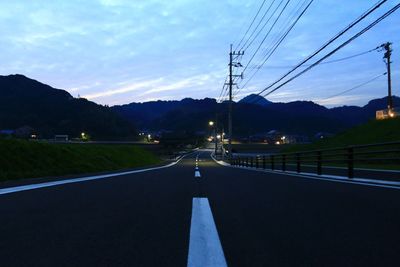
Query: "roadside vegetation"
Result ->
[[0, 139, 161, 181], [280, 118, 400, 170], [283, 117, 400, 152]]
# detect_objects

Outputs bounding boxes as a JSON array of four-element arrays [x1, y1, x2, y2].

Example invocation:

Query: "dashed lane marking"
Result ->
[[187, 198, 227, 267]]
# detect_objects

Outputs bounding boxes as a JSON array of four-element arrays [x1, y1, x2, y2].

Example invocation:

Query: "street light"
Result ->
[[208, 120, 217, 154]]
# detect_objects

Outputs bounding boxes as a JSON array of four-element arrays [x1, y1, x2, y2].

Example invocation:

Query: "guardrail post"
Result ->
[[246, 157, 249, 167], [348, 147, 354, 178], [317, 151, 322, 175], [296, 153, 301, 173], [250, 157, 254, 168], [282, 154, 286, 171], [256, 156, 259, 168], [262, 155, 266, 169], [270, 155, 275, 170]]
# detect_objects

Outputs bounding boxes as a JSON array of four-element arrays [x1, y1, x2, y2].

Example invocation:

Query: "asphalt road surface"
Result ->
[[1, 149, 400, 267]]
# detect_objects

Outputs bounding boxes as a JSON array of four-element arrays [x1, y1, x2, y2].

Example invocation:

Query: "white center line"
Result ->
[[195, 170, 201, 177], [187, 198, 228, 267]]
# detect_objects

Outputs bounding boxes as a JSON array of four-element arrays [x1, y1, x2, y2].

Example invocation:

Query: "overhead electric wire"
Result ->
[[239, 0, 313, 91], [259, 0, 308, 59], [254, 47, 379, 69], [259, 3, 400, 100], [250, 0, 388, 100], [234, 0, 268, 51], [241, 0, 291, 75], [217, 76, 228, 103], [320, 72, 387, 101], [234, 0, 309, 98], [241, 0, 279, 51]]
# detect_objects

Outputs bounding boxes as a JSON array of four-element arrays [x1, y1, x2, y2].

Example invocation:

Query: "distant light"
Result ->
[[281, 136, 286, 140], [148, 134, 151, 139], [209, 121, 214, 126], [275, 141, 280, 145], [389, 111, 395, 118], [81, 132, 85, 137], [217, 134, 221, 139]]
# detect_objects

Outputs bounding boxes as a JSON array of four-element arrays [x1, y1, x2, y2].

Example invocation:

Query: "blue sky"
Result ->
[[0, 0, 399, 107]]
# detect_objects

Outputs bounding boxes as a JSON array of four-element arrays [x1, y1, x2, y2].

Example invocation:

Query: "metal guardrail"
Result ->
[[230, 141, 400, 178]]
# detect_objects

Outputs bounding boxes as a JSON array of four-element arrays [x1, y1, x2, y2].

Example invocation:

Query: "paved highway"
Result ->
[[1, 149, 400, 266]]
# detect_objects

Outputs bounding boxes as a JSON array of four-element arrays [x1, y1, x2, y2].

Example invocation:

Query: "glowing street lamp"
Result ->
[[209, 121, 214, 126]]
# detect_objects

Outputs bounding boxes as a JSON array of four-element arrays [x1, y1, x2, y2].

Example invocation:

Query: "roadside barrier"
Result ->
[[230, 141, 400, 178]]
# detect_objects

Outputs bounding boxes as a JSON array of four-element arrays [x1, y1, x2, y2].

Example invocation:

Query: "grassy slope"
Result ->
[[283, 117, 400, 152], [0, 139, 161, 181]]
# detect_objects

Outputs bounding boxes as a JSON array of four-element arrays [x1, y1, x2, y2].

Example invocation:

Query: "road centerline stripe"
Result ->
[[187, 198, 227, 267]]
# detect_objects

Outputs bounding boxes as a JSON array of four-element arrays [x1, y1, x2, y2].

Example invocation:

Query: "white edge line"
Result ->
[[210, 153, 400, 190], [187, 197, 228, 267], [0, 151, 195, 196]]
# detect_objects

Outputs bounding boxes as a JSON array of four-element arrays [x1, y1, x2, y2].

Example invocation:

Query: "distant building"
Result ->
[[376, 108, 399, 120]]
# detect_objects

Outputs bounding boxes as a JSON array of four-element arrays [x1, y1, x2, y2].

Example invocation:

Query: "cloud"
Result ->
[[0, 0, 398, 107], [83, 77, 165, 99]]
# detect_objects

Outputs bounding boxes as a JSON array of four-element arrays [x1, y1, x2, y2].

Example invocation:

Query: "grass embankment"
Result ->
[[281, 118, 400, 170], [0, 139, 161, 181], [284, 117, 400, 152]]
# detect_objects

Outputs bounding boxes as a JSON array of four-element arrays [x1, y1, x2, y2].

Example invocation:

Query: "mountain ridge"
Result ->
[[0, 74, 136, 139]]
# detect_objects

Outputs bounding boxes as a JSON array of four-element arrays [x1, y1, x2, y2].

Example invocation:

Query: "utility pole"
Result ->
[[226, 44, 244, 161], [382, 42, 393, 111]]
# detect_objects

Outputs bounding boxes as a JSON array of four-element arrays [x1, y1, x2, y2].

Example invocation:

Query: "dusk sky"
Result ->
[[0, 0, 399, 107]]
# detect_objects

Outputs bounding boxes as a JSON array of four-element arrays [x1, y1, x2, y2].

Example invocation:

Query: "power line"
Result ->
[[241, 0, 291, 75], [319, 72, 387, 101], [259, 0, 308, 59], [260, 3, 400, 100], [254, 47, 379, 69], [241, 0, 279, 51], [234, 0, 268, 51], [251, 0, 388, 100], [239, 0, 313, 92], [234, 0, 311, 98]]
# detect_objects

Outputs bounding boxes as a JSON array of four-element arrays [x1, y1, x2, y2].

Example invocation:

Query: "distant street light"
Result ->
[[81, 132, 88, 141], [209, 121, 214, 126]]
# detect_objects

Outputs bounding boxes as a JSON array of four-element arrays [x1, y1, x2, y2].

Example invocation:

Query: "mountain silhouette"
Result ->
[[114, 94, 399, 136], [239, 94, 273, 106], [0, 74, 136, 139], [1, 74, 398, 139]]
